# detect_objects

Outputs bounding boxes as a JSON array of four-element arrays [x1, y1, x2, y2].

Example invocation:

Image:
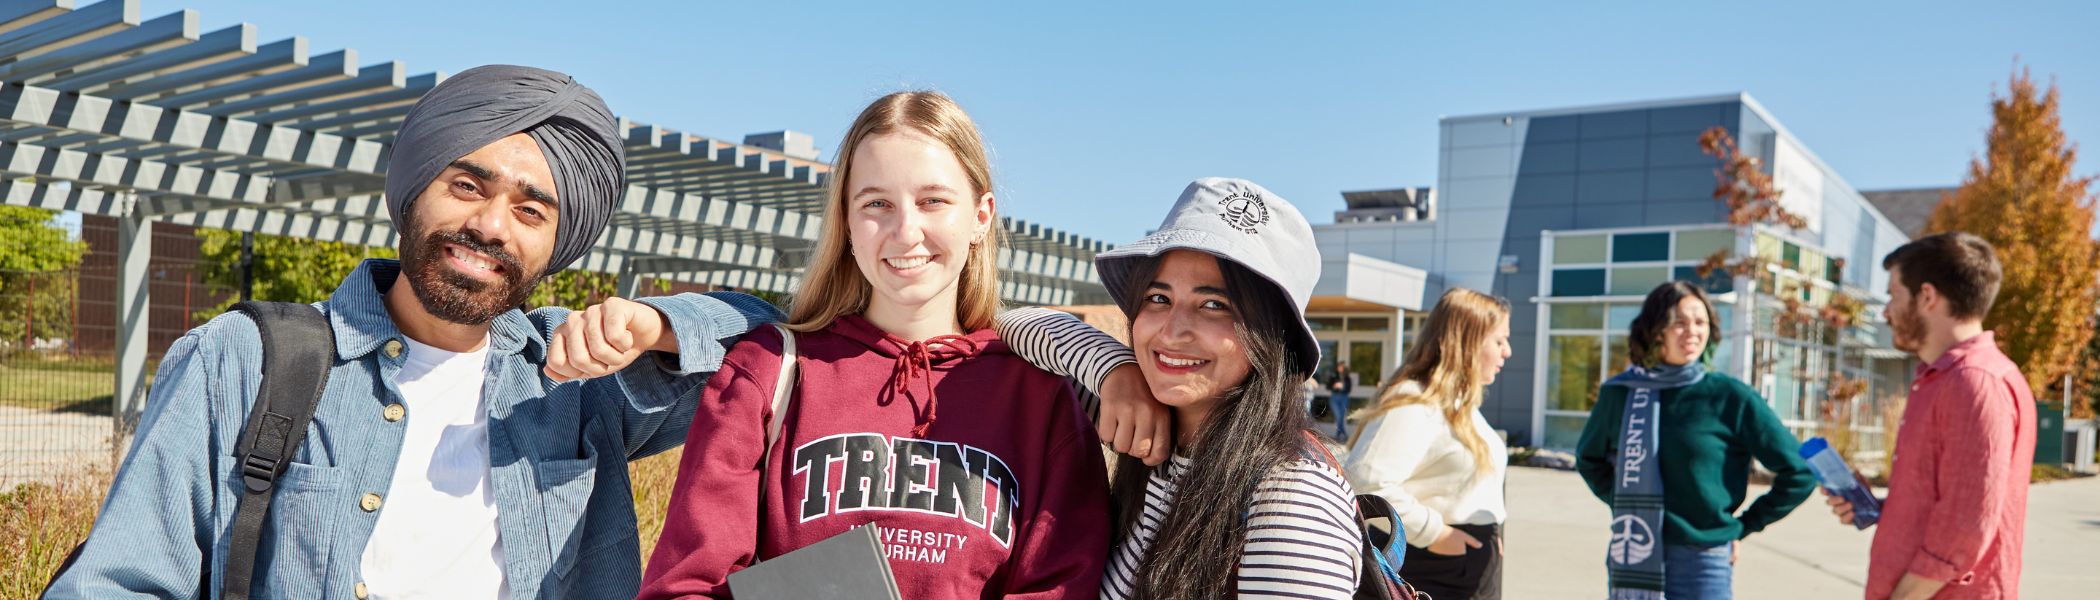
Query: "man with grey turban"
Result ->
[[48, 65, 782, 600]]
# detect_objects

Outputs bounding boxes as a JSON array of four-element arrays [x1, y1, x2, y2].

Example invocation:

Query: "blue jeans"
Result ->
[[1663, 542, 1732, 599], [1329, 393, 1350, 437]]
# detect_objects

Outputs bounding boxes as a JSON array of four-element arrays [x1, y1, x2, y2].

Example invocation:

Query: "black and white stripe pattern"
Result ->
[[1102, 455, 1363, 599], [995, 307, 1136, 420]]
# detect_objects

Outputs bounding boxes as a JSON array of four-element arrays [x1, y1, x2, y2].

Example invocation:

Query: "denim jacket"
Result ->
[[44, 259, 782, 599]]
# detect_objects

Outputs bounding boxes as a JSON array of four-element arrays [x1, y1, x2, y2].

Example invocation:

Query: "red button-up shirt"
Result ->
[[1867, 332, 2035, 599]]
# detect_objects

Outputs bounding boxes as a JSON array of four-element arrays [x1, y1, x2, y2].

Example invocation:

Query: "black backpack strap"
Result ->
[[220, 301, 335, 600]]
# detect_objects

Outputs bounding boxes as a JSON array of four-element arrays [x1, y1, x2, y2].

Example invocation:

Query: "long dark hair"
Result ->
[[1108, 253, 1316, 600], [1626, 280, 1721, 367]]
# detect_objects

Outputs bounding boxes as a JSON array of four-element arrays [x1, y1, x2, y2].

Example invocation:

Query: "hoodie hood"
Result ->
[[830, 313, 1008, 436]]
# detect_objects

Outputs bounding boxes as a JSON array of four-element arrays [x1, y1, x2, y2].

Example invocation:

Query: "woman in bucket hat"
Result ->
[[1091, 178, 1363, 600]]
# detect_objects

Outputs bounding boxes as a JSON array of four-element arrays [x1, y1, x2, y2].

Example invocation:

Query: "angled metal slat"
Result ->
[[0, 0, 136, 62], [0, 1, 76, 38], [92, 35, 305, 100], [0, 8, 195, 84], [147, 47, 353, 108], [36, 22, 251, 92], [1, 178, 133, 216], [0, 81, 388, 174], [0, 136, 274, 206], [251, 70, 435, 123], [198, 59, 401, 117]]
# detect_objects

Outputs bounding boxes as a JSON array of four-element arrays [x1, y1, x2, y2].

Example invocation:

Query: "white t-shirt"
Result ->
[[359, 335, 508, 599], [1343, 382, 1510, 549]]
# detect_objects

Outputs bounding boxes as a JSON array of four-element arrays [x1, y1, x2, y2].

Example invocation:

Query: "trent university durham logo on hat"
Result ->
[[1218, 190, 1270, 234]]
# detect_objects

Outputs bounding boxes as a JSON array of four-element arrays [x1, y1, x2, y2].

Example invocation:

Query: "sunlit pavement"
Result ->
[[1501, 466, 2100, 598]]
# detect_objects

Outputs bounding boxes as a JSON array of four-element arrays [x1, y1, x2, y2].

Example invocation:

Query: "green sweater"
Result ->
[[1574, 373, 1816, 547]]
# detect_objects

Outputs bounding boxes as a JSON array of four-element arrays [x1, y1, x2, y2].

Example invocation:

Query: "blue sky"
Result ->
[[146, 0, 2098, 244]]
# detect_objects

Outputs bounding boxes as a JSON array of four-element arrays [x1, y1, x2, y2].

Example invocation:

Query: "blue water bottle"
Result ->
[[1799, 437, 1880, 529]]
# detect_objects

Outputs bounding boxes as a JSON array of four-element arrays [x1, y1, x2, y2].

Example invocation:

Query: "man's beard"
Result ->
[[1889, 297, 1926, 354], [399, 224, 541, 325]]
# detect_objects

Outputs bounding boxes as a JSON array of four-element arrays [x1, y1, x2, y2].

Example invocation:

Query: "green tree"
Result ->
[[0, 206, 89, 347], [194, 228, 671, 318], [192, 229, 395, 321], [1922, 66, 2100, 400]]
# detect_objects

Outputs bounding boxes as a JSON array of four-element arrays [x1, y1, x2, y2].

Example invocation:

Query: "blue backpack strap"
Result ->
[[1300, 431, 1421, 600]]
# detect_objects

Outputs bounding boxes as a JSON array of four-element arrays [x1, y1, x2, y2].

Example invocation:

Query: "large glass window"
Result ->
[[1347, 317, 1390, 332], [1552, 269, 1608, 297], [1401, 312, 1427, 356], [1609, 266, 1670, 296], [1543, 414, 1592, 452], [1548, 335, 1605, 412], [1607, 304, 1641, 332], [1674, 229, 1734, 261], [1607, 335, 1631, 375], [1549, 227, 1744, 298], [1673, 265, 1734, 294], [1350, 343, 1384, 388], [1555, 234, 1609, 264], [1551, 303, 1605, 329], [1613, 232, 1671, 262], [1317, 340, 1340, 376]]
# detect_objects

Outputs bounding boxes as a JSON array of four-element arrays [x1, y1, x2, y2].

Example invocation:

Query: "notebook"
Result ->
[[727, 524, 902, 600]]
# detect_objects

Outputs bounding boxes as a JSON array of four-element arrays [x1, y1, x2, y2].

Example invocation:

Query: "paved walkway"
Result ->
[[0, 404, 116, 489], [1503, 466, 2100, 598]]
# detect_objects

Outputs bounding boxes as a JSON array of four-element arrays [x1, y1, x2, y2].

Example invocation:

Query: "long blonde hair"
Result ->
[[1349, 288, 1510, 478], [787, 91, 1003, 332]]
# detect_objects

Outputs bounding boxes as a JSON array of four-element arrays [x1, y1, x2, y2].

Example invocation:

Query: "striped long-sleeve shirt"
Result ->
[[1101, 455, 1363, 599], [994, 307, 1136, 421]]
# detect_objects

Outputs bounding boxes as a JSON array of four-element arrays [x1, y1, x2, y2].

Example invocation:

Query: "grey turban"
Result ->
[[384, 64, 625, 275]]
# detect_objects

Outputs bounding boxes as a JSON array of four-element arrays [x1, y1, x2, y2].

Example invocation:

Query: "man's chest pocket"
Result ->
[[234, 462, 347, 596]]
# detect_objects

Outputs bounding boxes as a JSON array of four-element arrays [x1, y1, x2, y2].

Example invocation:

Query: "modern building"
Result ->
[[1309, 93, 1915, 451]]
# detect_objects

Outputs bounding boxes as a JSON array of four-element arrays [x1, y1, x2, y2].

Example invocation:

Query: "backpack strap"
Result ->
[[1301, 431, 1420, 600], [762, 323, 798, 459], [221, 301, 336, 600], [751, 322, 798, 564]]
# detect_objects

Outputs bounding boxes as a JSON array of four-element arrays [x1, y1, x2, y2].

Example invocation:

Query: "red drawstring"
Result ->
[[890, 334, 979, 437]]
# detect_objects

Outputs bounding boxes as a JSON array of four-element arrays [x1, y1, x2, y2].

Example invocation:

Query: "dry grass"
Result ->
[[0, 451, 684, 599], [1, 468, 109, 600], [629, 447, 683, 564]]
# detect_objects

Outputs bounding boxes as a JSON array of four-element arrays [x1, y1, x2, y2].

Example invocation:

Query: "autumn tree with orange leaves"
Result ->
[[1923, 66, 2100, 412], [1695, 125, 1877, 460]]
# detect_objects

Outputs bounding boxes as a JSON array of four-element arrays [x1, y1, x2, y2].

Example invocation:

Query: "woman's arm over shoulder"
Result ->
[[635, 325, 789, 599]]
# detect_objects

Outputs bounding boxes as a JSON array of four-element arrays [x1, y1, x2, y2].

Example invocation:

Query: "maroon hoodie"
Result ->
[[639, 314, 1111, 599]]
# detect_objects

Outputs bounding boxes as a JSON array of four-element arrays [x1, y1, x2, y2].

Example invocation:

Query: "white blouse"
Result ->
[[1342, 382, 1509, 548]]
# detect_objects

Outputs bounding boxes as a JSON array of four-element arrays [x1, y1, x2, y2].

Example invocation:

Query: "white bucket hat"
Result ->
[[1094, 177, 1323, 376]]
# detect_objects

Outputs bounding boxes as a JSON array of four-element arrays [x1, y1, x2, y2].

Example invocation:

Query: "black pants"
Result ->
[[1399, 522, 1502, 600]]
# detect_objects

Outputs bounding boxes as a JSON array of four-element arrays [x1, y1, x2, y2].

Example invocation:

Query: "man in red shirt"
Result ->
[[1828, 232, 2036, 600]]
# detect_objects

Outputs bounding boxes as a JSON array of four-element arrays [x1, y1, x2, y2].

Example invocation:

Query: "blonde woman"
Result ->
[[1343, 288, 1513, 600], [638, 92, 1113, 599]]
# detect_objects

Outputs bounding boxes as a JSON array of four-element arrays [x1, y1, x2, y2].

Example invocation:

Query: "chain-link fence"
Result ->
[[1, 263, 234, 488], [1, 268, 110, 488]]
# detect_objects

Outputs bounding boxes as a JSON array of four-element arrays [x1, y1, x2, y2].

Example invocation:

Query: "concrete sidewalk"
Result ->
[[0, 404, 115, 488], [1502, 466, 2100, 598]]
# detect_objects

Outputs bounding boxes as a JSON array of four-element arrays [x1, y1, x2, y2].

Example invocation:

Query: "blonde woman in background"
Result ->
[[1343, 288, 1513, 600]]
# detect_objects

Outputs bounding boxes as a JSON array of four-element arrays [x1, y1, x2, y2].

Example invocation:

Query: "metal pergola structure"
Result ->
[[0, 0, 1114, 421]]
